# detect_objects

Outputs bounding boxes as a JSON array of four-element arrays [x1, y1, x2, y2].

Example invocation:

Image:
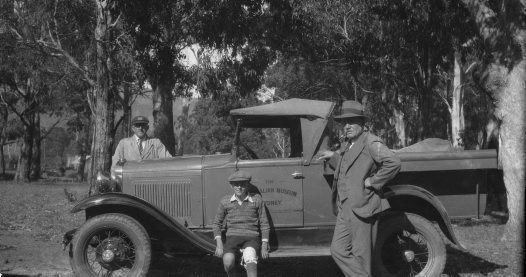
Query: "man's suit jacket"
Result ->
[[111, 136, 172, 171], [329, 131, 401, 218]]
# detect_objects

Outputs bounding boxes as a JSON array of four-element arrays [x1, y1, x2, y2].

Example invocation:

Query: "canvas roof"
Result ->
[[230, 98, 335, 164], [230, 98, 334, 119]]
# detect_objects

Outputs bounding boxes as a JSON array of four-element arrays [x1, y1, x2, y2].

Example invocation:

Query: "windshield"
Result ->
[[236, 127, 302, 160]]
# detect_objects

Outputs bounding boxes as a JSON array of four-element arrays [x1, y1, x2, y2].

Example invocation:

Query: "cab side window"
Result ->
[[239, 127, 302, 160]]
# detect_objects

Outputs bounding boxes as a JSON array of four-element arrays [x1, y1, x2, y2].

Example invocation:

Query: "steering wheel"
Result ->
[[240, 142, 259, 159]]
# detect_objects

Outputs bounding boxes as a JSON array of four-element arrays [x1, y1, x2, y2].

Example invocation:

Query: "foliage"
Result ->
[[183, 96, 256, 155], [0, 0, 97, 181], [183, 98, 235, 155], [264, 0, 491, 149], [115, 0, 283, 154], [41, 127, 74, 169], [182, 96, 282, 159]]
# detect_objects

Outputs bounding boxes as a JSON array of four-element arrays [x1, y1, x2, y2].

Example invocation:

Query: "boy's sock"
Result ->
[[226, 267, 238, 277], [246, 262, 257, 277]]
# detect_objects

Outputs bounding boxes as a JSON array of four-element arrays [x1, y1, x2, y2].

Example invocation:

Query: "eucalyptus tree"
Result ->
[[460, 0, 525, 246], [116, 0, 192, 155], [0, 103, 6, 176], [265, 1, 492, 151], [267, 0, 437, 146], [0, 11, 64, 182], [0, 0, 98, 181], [15, 0, 145, 182], [116, 0, 287, 155]]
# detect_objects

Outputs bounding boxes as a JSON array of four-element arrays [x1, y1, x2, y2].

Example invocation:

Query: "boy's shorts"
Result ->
[[223, 235, 261, 255]]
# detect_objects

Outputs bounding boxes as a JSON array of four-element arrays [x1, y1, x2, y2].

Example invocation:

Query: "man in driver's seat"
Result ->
[[212, 170, 270, 277]]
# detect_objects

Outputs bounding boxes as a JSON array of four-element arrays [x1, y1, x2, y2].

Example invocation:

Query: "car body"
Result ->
[[65, 98, 499, 276]]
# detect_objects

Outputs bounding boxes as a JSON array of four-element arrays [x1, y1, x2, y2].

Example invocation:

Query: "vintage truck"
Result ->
[[64, 98, 499, 276]]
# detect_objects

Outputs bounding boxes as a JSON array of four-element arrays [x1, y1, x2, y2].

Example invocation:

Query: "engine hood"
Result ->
[[121, 153, 234, 174]]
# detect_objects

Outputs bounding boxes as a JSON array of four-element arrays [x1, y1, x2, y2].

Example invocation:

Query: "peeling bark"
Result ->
[[461, 0, 525, 251], [90, 0, 115, 182], [451, 50, 465, 148], [0, 108, 7, 176], [392, 107, 406, 148], [497, 60, 525, 242]]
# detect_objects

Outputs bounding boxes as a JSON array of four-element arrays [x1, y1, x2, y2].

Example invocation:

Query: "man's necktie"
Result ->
[[138, 139, 143, 154]]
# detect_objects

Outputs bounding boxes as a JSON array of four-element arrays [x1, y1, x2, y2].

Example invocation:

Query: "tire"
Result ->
[[373, 212, 446, 277], [70, 213, 151, 277]]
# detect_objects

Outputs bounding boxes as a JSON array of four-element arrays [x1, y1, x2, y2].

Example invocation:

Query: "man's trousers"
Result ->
[[330, 199, 378, 277]]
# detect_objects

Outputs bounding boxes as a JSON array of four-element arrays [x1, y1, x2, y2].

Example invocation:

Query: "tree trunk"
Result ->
[[120, 83, 131, 139], [451, 49, 465, 149], [460, 1, 525, 251], [90, 0, 115, 183], [497, 59, 525, 242], [15, 124, 33, 182], [0, 107, 7, 176], [77, 142, 87, 182], [152, 79, 175, 155], [14, 92, 35, 182], [392, 107, 406, 148], [175, 99, 190, 156], [0, 137, 4, 177], [76, 111, 90, 182], [31, 112, 41, 180], [87, 118, 96, 183]]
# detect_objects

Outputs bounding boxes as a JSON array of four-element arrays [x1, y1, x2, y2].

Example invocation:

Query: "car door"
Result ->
[[203, 158, 304, 228]]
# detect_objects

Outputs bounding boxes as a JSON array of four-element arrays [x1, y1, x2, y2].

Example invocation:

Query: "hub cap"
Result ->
[[403, 250, 415, 262], [102, 249, 115, 262]]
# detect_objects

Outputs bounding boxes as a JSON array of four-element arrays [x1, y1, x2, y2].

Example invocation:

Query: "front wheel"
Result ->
[[373, 212, 446, 277], [70, 213, 151, 277]]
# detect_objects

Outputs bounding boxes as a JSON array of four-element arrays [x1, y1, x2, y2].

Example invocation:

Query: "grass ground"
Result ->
[[0, 180, 523, 276]]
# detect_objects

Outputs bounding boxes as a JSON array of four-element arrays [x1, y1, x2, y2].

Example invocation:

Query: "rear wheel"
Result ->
[[373, 212, 446, 277], [70, 213, 151, 277]]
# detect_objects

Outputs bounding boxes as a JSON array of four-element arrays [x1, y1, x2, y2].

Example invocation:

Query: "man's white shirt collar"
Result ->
[[230, 194, 253, 205], [134, 135, 148, 143]]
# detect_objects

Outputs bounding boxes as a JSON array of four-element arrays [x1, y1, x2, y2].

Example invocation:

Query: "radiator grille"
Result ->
[[133, 179, 191, 217]]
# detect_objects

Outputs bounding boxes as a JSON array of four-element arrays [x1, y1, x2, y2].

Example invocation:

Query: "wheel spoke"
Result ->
[[74, 216, 150, 276]]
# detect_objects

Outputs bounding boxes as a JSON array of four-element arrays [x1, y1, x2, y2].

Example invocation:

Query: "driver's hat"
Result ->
[[228, 170, 252, 182], [131, 115, 149, 125]]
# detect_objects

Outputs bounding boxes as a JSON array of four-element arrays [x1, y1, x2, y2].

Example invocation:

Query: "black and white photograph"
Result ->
[[0, 0, 524, 276]]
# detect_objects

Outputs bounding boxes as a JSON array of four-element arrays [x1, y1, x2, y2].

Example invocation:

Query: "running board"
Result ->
[[269, 246, 331, 257]]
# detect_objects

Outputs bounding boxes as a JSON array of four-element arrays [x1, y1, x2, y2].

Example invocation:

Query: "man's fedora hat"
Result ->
[[131, 115, 149, 125], [334, 100, 367, 120]]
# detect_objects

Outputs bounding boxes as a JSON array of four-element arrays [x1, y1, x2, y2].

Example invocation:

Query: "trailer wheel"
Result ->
[[70, 213, 151, 277], [373, 212, 446, 277]]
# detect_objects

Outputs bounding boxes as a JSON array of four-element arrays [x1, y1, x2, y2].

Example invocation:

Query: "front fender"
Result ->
[[71, 193, 215, 253], [383, 185, 464, 249]]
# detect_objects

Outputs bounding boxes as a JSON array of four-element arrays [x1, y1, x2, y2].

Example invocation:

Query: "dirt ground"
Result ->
[[0, 231, 73, 276], [0, 181, 523, 277]]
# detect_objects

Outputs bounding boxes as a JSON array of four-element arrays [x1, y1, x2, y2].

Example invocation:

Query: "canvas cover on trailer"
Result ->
[[230, 98, 335, 164]]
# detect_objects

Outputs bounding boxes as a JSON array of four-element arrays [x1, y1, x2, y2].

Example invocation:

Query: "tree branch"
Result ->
[[110, 13, 121, 29], [460, 0, 502, 51], [436, 89, 452, 113], [36, 40, 95, 87], [112, 115, 125, 134], [8, 26, 24, 40], [39, 118, 62, 141], [86, 89, 96, 117], [0, 90, 29, 127]]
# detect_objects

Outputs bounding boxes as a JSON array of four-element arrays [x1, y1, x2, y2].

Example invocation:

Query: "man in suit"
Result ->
[[111, 115, 172, 172], [318, 100, 401, 277]]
